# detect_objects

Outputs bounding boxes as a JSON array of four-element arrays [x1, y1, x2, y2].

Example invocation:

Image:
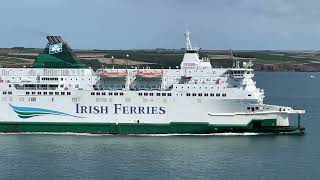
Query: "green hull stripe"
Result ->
[[0, 121, 299, 134]]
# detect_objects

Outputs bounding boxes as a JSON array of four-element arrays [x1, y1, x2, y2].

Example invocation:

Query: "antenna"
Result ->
[[184, 30, 193, 50], [230, 49, 235, 68]]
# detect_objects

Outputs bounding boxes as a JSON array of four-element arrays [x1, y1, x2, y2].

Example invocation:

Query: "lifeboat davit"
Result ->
[[136, 70, 163, 78], [100, 70, 127, 78]]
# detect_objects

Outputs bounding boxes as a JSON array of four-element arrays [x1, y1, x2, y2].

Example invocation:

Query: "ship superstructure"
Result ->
[[0, 32, 305, 134]]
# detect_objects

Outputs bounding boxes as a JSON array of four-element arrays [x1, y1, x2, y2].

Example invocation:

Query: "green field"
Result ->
[[1, 48, 320, 71]]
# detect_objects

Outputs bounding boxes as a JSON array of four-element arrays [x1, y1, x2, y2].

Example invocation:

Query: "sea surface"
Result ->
[[0, 72, 319, 180]]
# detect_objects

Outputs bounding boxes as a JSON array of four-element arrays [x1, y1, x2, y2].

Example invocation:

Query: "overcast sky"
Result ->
[[0, 0, 319, 50]]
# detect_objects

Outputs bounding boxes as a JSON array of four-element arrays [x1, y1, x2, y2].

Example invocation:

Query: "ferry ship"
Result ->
[[0, 32, 305, 134]]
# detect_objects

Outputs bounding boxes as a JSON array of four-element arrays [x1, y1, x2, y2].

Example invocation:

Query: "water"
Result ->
[[0, 72, 319, 180]]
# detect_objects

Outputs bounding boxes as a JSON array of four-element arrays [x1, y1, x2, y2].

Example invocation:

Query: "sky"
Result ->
[[0, 0, 320, 50]]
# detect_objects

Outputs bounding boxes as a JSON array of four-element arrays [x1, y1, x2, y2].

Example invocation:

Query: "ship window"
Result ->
[[3, 91, 6, 95], [168, 93, 172, 96], [61, 92, 65, 95], [91, 92, 95, 95], [138, 93, 142, 96], [60, 85, 63, 88], [156, 93, 160, 96], [8, 91, 12, 95], [210, 93, 214, 97], [247, 107, 250, 110], [114, 93, 118, 96], [204, 93, 208, 97], [162, 93, 166, 96], [251, 107, 254, 112], [55, 92, 59, 95], [149, 93, 153, 96], [109, 92, 113, 96], [102, 92, 106, 96], [97, 92, 101, 96], [67, 92, 71, 95], [44, 92, 48, 95], [144, 93, 148, 96], [120, 92, 124, 96], [192, 93, 196, 97], [198, 93, 202, 96], [49, 92, 53, 95], [216, 93, 220, 97], [186, 93, 190, 96], [222, 93, 226, 97], [248, 94, 251, 96], [255, 107, 259, 110], [37, 92, 41, 95], [61, 78, 63, 81], [32, 92, 36, 95], [9, 84, 11, 88]]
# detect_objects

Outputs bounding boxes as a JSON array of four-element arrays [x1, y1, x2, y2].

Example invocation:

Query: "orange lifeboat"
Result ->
[[100, 70, 127, 78], [136, 70, 163, 78]]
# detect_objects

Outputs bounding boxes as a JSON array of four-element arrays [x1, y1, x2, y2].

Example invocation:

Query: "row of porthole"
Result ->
[[186, 93, 226, 97], [2, 91, 12, 95], [91, 92, 124, 96], [25, 91, 71, 96], [138, 92, 172, 97]]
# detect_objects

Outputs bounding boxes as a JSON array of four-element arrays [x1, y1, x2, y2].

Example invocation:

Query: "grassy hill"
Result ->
[[1, 48, 320, 71]]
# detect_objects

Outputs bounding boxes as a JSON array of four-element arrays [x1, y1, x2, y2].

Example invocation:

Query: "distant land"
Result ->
[[1, 47, 320, 71]]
